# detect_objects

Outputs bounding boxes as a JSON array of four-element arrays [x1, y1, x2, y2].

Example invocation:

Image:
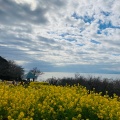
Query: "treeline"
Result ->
[[0, 56, 24, 81], [48, 75, 120, 97]]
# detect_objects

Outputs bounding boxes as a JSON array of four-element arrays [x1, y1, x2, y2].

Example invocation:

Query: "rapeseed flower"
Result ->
[[0, 82, 120, 119]]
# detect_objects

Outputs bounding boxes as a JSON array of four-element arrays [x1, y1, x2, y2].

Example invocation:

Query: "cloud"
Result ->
[[0, 0, 120, 73], [0, 0, 48, 25]]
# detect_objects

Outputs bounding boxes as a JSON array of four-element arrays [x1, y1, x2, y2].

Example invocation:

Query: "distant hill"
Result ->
[[0, 56, 24, 81], [0, 56, 8, 63], [0, 56, 9, 80]]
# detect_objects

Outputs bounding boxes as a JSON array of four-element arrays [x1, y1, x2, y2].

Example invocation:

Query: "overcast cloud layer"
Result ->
[[0, 0, 120, 73]]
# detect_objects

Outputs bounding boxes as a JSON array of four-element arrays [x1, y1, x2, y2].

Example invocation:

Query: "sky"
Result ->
[[0, 0, 120, 74]]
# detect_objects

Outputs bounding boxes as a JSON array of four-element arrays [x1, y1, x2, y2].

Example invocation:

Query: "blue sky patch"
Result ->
[[98, 20, 111, 30], [64, 38, 77, 42], [98, 20, 120, 30], [60, 33, 69, 37], [72, 12, 94, 24], [77, 44, 85, 46], [97, 30, 102, 34], [83, 15, 94, 23], [80, 28, 85, 33], [101, 11, 111, 16], [72, 12, 80, 19], [91, 40, 101, 44]]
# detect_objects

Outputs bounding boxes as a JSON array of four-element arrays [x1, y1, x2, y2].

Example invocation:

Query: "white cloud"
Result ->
[[14, 0, 38, 10], [0, 0, 120, 73]]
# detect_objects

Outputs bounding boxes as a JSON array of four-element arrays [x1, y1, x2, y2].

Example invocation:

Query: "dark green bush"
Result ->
[[48, 76, 120, 97]]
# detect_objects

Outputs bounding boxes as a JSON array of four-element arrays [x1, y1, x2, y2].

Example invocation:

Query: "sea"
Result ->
[[37, 72, 120, 82]]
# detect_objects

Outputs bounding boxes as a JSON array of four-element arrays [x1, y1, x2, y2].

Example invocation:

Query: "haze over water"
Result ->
[[38, 72, 120, 82]]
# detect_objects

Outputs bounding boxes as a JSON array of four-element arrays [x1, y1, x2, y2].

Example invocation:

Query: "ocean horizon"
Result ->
[[37, 72, 120, 82]]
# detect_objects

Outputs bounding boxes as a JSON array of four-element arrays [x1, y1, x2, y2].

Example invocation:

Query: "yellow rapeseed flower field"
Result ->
[[0, 81, 120, 120]]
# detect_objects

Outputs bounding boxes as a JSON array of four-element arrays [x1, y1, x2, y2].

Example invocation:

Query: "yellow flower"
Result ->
[[8, 116, 11, 120], [72, 117, 77, 120], [29, 118, 33, 120], [18, 112, 24, 119], [77, 114, 81, 119]]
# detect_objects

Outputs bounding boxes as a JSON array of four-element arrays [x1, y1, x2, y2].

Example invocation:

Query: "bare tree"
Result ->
[[0, 56, 24, 81], [30, 67, 43, 81], [8, 60, 24, 81]]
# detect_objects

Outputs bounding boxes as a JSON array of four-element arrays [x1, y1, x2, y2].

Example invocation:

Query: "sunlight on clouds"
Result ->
[[14, 0, 38, 10], [0, 44, 8, 47], [15, 60, 30, 65]]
